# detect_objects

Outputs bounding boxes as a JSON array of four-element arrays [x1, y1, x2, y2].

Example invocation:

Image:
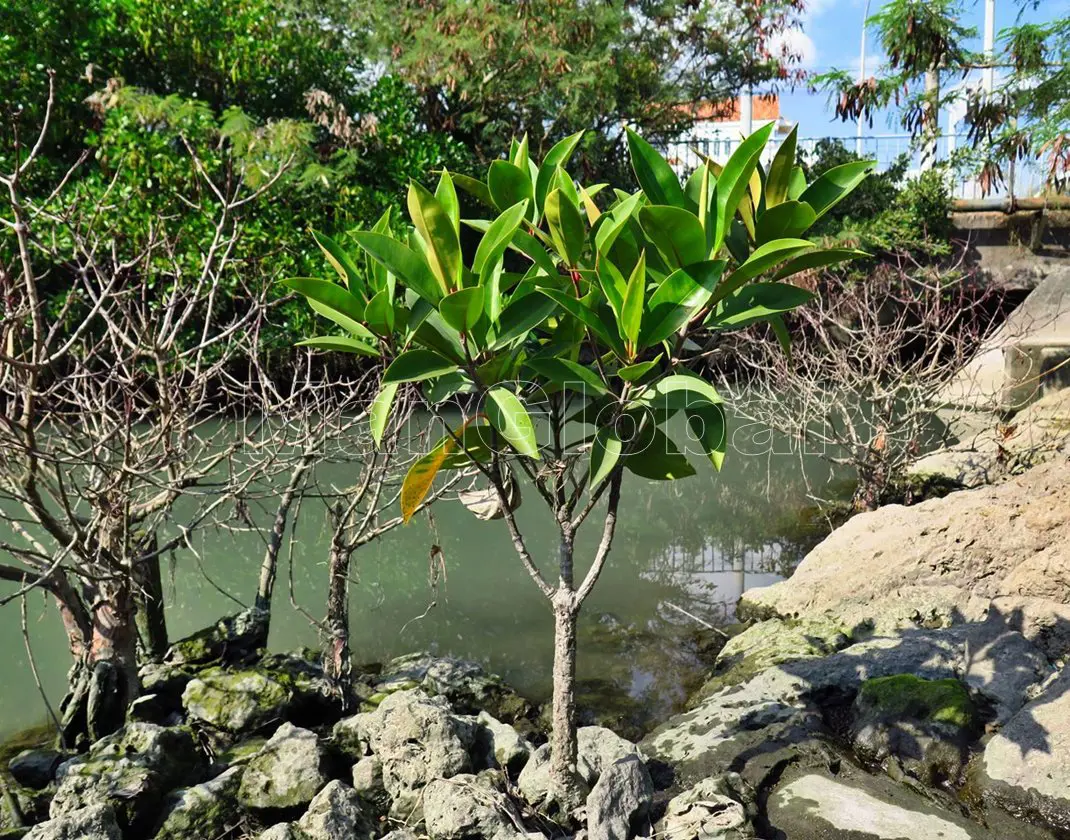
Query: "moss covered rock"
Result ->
[[237, 723, 328, 811], [183, 668, 293, 734], [850, 675, 977, 786], [153, 766, 244, 840], [688, 617, 853, 708]]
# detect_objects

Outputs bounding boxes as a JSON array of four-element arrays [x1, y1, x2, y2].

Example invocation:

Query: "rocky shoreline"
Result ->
[[4, 459, 1070, 839]]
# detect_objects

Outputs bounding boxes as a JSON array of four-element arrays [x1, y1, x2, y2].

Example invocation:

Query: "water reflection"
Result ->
[[0, 413, 845, 739]]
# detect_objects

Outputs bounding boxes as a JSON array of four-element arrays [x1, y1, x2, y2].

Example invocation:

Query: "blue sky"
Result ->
[[772, 0, 1070, 140]]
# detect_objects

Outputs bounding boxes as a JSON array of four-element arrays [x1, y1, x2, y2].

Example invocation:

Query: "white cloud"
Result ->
[[772, 28, 819, 70]]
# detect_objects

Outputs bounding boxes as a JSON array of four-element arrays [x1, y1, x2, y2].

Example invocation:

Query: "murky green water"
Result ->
[[0, 411, 842, 739]]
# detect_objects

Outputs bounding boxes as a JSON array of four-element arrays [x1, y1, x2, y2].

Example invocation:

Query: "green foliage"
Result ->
[[286, 129, 871, 520]]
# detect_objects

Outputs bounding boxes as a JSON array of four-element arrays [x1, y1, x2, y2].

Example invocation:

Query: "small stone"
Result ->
[[258, 823, 301, 840], [183, 668, 293, 734], [659, 776, 753, 840], [9, 749, 64, 789], [422, 774, 523, 839], [585, 755, 652, 840], [474, 712, 531, 775], [350, 755, 390, 816], [518, 727, 639, 807], [296, 780, 374, 840], [238, 723, 328, 810]]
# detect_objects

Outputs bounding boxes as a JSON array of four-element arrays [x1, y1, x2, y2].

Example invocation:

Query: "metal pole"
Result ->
[[983, 0, 996, 93], [740, 85, 753, 137], [857, 0, 872, 157]]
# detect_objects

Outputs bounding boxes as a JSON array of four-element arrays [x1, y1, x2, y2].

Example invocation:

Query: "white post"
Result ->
[[983, 0, 996, 93], [857, 0, 872, 157], [740, 86, 753, 138]]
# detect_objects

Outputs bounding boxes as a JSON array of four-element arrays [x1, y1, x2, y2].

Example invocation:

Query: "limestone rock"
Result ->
[[50, 724, 207, 833], [296, 780, 374, 840], [769, 771, 973, 839], [981, 667, 1070, 831], [372, 653, 532, 722], [335, 690, 470, 820], [690, 617, 852, 707], [741, 458, 1070, 658], [849, 675, 977, 786], [658, 776, 754, 840], [585, 755, 652, 840], [153, 766, 243, 840], [9, 749, 64, 789], [350, 755, 390, 816], [23, 805, 121, 840], [182, 667, 293, 734], [258, 824, 302, 840], [165, 607, 267, 666], [473, 712, 531, 775], [517, 727, 639, 807], [422, 773, 524, 840], [238, 723, 328, 811]]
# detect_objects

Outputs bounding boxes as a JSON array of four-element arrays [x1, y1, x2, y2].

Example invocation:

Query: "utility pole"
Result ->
[[857, 0, 872, 157], [740, 84, 753, 137], [983, 0, 996, 93]]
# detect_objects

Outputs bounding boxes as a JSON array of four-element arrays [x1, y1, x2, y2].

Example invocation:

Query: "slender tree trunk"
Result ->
[[133, 536, 168, 661], [323, 535, 353, 707], [549, 591, 582, 808], [86, 575, 140, 740]]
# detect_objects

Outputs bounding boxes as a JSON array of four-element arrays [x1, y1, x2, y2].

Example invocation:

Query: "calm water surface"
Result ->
[[0, 413, 842, 738]]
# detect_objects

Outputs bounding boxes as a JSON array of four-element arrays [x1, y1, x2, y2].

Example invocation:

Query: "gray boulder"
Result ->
[[422, 773, 525, 839], [153, 766, 243, 840], [9, 749, 65, 789], [50, 724, 207, 833], [657, 775, 754, 840], [473, 712, 532, 775], [585, 755, 652, 840], [517, 727, 639, 808], [258, 823, 302, 840], [165, 607, 267, 666], [350, 755, 390, 817], [981, 667, 1070, 831], [238, 723, 328, 811], [334, 690, 470, 820], [373, 653, 532, 722], [296, 780, 374, 840], [182, 668, 293, 734], [24, 805, 121, 840]]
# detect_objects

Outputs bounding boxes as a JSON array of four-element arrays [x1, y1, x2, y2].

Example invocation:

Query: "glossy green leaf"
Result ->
[[652, 372, 723, 408], [486, 387, 540, 458], [311, 230, 362, 292], [538, 288, 623, 355], [772, 248, 869, 280], [686, 402, 727, 470], [625, 425, 696, 480], [535, 130, 585, 213], [284, 278, 375, 341], [491, 293, 559, 348], [594, 191, 644, 256], [638, 205, 707, 268], [590, 425, 622, 489], [383, 348, 458, 383], [712, 282, 814, 329], [295, 336, 379, 357], [640, 260, 727, 347], [352, 231, 443, 305], [764, 124, 798, 208], [768, 313, 792, 360], [370, 381, 399, 447], [545, 189, 586, 267], [439, 287, 485, 333], [488, 160, 535, 218], [472, 200, 530, 275], [712, 238, 814, 306], [626, 128, 686, 208], [464, 219, 558, 277], [525, 357, 608, 396], [619, 249, 646, 352], [451, 172, 494, 207], [435, 170, 460, 235], [618, 359, 660, 382], [788, 165, 807, 200], [800, 160, 877, 220], [364, 289, 395, 336], [408, 180, 462, 293], [755, 200, 817, 244], [713, 122, 774, 252], [511, 133, 530, 172]]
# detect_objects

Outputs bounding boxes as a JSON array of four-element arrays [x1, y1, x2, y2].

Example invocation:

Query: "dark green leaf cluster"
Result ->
[[287, 127, 872, 519]]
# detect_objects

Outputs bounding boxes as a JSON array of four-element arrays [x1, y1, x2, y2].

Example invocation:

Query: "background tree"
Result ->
[[287, 124, 871, 814], [816, 0, 1070, 193], [362, 0, 808, 177]]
